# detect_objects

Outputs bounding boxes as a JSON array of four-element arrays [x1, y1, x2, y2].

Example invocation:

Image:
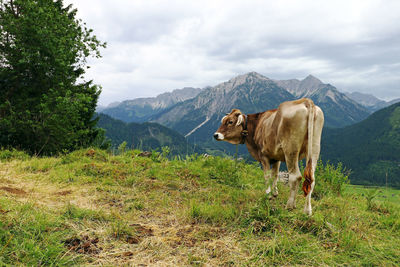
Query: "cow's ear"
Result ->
[[221, 116, 227, 123], [236, 114, 244, 126]]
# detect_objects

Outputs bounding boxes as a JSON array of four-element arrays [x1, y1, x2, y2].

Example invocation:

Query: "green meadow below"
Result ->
[[0, 148, 399, 266]]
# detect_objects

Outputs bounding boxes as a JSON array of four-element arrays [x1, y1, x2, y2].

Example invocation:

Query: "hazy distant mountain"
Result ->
[[322, 102, 400, 187], [100, 87, 203, 122], [388, 98, 400, 106], [96, 105, 106, 112], [345, 92, 386, 107], [346, 91, 400, 112]]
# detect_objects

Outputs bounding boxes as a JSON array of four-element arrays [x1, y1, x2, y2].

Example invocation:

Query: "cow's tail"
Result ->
[[302, 100, 315, 196]]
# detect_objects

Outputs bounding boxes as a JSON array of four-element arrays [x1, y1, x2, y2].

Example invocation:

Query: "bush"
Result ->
[[0, 149, 30, 162], [313, 161, 349, 199]]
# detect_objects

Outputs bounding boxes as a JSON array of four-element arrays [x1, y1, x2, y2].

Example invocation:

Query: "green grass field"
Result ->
[[1, 148, 399, 266], [345, 184, 400, 204]]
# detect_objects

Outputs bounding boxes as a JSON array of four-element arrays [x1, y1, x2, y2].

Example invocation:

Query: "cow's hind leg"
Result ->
[[304, 179, 315, 215], [303, 151, 320, 215], [286, 156, 302, 210]]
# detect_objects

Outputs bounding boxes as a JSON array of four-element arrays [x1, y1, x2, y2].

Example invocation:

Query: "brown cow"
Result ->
[[213, 98, 324, 215]]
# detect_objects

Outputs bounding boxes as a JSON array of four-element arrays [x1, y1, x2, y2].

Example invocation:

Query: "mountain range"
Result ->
[[98, 72, 376, 155], [100, 73, 375, 130], [150, 72, 369, 147], [99, 87, 202, 122]]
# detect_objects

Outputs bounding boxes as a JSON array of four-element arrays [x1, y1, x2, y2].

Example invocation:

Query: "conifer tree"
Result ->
[[0, 0, 106, 154]]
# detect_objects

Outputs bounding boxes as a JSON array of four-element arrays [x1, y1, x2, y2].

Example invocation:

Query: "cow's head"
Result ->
[[213, 109, 245, 144]]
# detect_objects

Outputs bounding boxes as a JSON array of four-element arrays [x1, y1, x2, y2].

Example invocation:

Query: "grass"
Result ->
[[345, 184, 400, 203], [0, 148, 399, 266]]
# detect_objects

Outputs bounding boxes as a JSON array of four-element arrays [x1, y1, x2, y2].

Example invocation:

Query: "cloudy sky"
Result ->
[[66, 0, 400, 106]]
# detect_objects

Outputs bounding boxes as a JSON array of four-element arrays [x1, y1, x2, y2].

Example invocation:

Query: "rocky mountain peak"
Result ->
[[215, 72, 270, 93], [302, 74, 322, 84], [274, 74, 323, 97], [298, 75, 324, 96]]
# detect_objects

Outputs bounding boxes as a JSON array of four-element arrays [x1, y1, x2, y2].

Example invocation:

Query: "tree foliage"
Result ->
[[321, 102, 400, 188], [0, 0, 105, 155]]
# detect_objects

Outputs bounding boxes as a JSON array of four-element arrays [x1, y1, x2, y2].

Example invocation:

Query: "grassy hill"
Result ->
[[322, 102, 400, 187], [1, 149, 399, 266]]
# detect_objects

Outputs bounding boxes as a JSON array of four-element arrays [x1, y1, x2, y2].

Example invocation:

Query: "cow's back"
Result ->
[[255, 99, 314, 161]]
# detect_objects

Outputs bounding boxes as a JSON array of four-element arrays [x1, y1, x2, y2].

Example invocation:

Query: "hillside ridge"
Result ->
[[0, 149, 399, 265]]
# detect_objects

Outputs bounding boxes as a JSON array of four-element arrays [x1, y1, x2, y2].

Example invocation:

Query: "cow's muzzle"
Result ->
[[213, 132, 224, 141]]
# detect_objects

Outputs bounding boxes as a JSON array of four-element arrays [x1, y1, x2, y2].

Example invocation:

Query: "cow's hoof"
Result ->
[[286, 206, 295, 210], [303, 207, 312, 216], [286, 203, 296, 210], [268, 193, 278, 200], [265, 187, 271, 195]]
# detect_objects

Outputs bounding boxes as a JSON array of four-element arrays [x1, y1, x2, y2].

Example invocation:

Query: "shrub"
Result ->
[[313, 161, 349, 199], [364, 188, 379, 211], [0, 149, 29, 162]]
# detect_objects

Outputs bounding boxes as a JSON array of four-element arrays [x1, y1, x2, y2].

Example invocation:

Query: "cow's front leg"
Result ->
[[261, 160, 273, 198], [263, 169, 274, 198], [262, 159, 280, 199]]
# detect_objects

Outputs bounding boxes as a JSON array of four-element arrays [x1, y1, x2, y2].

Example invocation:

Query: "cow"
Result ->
[[213, 98, 324, 215]]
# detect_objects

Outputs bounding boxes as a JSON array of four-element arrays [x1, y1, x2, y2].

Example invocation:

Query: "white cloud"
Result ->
[[66, 0, 400, 105]]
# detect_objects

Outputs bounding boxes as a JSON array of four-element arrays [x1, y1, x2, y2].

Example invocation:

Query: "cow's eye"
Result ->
[[228, 121, 233, 125]]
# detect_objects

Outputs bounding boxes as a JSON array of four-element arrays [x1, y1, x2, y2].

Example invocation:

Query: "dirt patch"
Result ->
[[138, 151, 152, 157], [64, 235, 102, 254], [54, 190, 72, 196], [122, 251, 134, 257], [0, 178, 13, 184], [0, 208, 10, 214], [86, 149, 96, 157], [173, 226, 197, 248], [125, 224, 154, 244], [0, 186, 26, 195], [131, 223, 154, 237]]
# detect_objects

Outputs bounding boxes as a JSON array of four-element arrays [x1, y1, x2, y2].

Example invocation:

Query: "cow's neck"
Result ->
[[243, 112, 263, 161]]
